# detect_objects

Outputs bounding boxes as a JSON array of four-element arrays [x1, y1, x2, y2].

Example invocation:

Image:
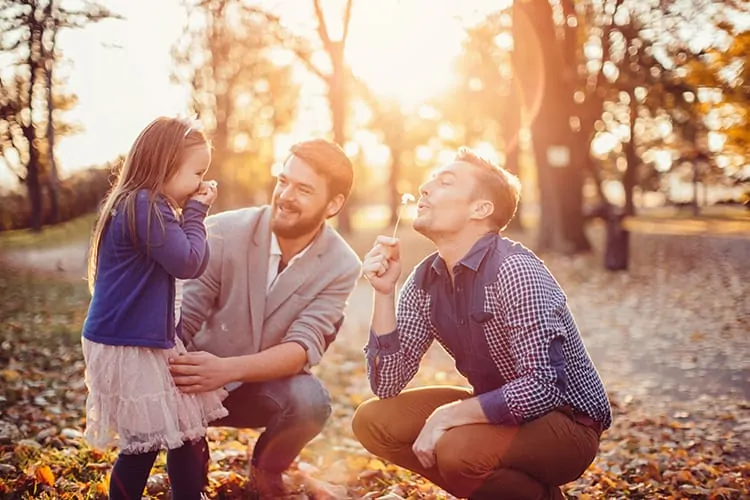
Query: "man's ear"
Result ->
[[470, 199, 495, 222], [326, 193, 346, 219]]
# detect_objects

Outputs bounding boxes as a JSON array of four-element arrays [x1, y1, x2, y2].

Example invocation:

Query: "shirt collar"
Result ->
[[431, 232, 496, 275], [270, 232, 282, 257], [270, 231, 313, 265]]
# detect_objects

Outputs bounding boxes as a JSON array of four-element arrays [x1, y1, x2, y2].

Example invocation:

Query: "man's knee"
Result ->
[[275, 374, 331, 426], [351, 397, 387, 453], [435, 431, 493, 498]]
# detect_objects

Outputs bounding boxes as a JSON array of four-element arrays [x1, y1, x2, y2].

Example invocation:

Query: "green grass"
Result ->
[[0, 266, 91, 346], [0, 213, 96, 252]]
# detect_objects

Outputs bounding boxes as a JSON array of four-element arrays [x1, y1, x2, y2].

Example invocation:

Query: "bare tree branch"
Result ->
[[288, 44, 329, 82], [238, 4, 330, 83], [312, 0, 333, 52], [341, 0, 354, 46]]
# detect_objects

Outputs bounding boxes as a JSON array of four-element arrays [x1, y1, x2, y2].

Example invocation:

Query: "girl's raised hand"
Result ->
[[191, 180, 218, 207]]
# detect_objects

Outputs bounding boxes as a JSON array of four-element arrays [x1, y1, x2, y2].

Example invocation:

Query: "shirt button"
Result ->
[[383, 343, 390, 348]]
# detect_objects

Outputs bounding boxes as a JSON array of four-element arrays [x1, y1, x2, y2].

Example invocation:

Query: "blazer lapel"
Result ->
[[264, 227, 329, 319], [249, 207, 272, 338]]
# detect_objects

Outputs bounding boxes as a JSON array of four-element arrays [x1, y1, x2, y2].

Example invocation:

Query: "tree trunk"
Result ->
[[23, 125, 43, 231], [558, 145, 590, 250], [692, 162, 700, 217], [208, 13, 233, 213], [24, 29, 43, 232], [516, 0, 590, 253], [601, 88, 637, 272], [212, 88, 232, 212], [45, 10, 60, 224], [501, 58, 523, 233], [329, 41, 352, 234], [623, 90, 638, 217], [504, 139, 524, 232]]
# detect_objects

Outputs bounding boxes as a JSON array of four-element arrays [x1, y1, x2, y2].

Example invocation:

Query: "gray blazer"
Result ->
[[181, 205, 362, 369]]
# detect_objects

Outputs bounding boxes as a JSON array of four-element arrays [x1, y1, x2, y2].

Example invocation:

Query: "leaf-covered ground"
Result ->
[[0, 225, 748, 499]]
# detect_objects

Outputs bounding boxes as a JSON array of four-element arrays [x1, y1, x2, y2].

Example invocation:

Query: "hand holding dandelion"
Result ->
[[393, 193, 416, 237]]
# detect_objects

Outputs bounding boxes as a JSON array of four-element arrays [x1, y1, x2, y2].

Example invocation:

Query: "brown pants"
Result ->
[[352, 386, 600, 500]]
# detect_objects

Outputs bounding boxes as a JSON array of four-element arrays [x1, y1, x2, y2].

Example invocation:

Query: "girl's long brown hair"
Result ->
[[87, 117, 208, 294]]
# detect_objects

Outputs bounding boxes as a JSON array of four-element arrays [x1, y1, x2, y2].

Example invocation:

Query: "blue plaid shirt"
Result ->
[[365, 233, 612, 429]]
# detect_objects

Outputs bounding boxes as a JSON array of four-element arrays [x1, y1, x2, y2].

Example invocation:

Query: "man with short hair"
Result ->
[[170, 139, 362, 497], [353, 147, 611, 499]]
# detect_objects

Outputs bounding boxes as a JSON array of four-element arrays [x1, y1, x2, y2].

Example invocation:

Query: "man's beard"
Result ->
[[271, 200, 327, 239]]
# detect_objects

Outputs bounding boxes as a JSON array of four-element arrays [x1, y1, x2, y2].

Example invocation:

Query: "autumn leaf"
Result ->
[[367, 459, 388, 471], [0, 369, 21, 383], [96, 480, 108, 495], [34, 464, 55, 486]]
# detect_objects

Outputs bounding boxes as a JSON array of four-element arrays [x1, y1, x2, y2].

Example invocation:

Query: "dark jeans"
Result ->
[[210, 373, 332, 475]]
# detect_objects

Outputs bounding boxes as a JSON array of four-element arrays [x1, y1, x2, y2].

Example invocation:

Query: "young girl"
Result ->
[[81, 116, 228, 500]]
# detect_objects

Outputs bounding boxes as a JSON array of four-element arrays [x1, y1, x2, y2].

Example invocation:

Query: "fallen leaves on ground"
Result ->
[[1, 230, 749, 499]]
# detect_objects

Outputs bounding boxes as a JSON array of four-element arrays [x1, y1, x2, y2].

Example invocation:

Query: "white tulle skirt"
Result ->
[[82, 336, 228, 455]]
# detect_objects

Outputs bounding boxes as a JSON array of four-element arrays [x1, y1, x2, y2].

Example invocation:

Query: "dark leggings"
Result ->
[[109, 437, 209, 500]]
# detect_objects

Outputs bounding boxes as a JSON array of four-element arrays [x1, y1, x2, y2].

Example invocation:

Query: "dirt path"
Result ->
[[2, 242, 89, 280]]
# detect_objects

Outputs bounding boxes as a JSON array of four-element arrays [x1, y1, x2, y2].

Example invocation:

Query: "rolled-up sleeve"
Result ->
[[365, 275, 434, 398]]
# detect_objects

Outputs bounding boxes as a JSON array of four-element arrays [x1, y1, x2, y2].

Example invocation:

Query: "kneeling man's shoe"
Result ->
[[247, 465, 289, 499]]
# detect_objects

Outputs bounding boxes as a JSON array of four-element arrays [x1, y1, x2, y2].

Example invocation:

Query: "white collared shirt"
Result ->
[[267, 232, 312, 291], [226, 231, 314, 393]]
